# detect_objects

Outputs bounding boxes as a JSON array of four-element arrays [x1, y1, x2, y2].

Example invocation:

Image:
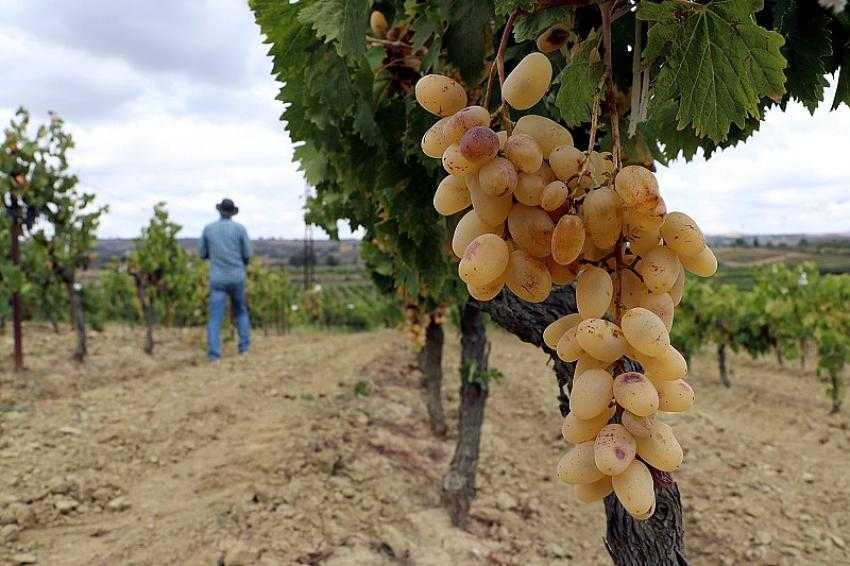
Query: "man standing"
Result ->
[[199, 198, 252, 361]]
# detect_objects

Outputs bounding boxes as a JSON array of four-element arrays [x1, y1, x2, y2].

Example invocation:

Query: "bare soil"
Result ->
[[0, 324, 848, 565]]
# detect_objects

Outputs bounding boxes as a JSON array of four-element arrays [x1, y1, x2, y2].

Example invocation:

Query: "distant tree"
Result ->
[[753, 237, 761, 248], [325, 254, 340, 267], [734, 237, 746, 247], [799, 237, 809, 248]]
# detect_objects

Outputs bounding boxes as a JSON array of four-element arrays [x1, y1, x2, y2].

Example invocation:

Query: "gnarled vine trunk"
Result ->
[[717, 343, 730, 387], [421, 314, 447, 437], [131, 275, 156, 355], [474, 286, 687, 565], [64, 278, 87, 361], [9, 211, 23, 371], [442, 301, 489, 527], [830, 371, 843, 414]]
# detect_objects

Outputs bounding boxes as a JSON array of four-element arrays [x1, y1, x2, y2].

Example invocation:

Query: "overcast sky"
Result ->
[[1, 1, 848, 238]]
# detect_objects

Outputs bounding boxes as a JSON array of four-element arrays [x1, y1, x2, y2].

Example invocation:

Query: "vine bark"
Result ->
[[442, 301, 490, 527], [421, 314, 447, 437]]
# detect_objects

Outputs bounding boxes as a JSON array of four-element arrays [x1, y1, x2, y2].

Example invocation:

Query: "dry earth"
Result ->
[[0, 324, 848, 565]]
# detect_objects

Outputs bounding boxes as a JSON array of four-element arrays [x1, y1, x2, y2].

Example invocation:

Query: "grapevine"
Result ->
[[413, 3, 716, 520]]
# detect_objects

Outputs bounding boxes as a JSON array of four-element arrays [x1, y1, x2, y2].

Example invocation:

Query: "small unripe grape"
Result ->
[[639, 292, 674, 331], [594, 424, 637, 476], [586, 151, 615, 185], [514, 173, 546, 206], [496, 130, 508, 150], [415, 74, 468, 117], [636, 421, 683, 471], [442, 143, 479, 176], [621, 411, 655, 439], [583, 187, 623, 249], [621, 307, 670, 357], [612, 460, 656, 519], [370, 10, 388, 37], [556, 326, 583, 362], [535, 161, 557, 184], [421, 117, 452, 158], [637, 246, 682, 293], [574, 476, 614, 503], [571, 368, 614, 420], [433, 175, 471, 216], [513, 115, 573, 158], [458, 234, 510, 287], [549, 145, 584, 181], [575, 318, 627, 363], [614, 165, 661, 212], [467, 172, 513, 226], [459, 126, 499, 164], [503, 52, 553, 110], [478, 157, 518, 196], [613, 372, 659, 417], [661, 212, 705, 258], [544, 313, 582, 349], [443, 106, 491, 144], [679, 245, 717, 277], [508, 203, 554, 258], [506, 249, 552, 303], [541, 181, 569, 212], [546, 256, 577, 285], [551, 214, 585, 266], [656, 379, 695, 413], [561, 406, 613, 444], [641, 344, 688, 382], [557, 442, 604, 484], [576, 266, 614, 320], [504, 133, 544, 173], [451, 209, 503, 258], [537, 24, 571, 54]]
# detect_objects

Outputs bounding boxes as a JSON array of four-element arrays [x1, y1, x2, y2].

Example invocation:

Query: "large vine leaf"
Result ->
[[445, 0, 492, 83], [513, 6, 572, 42], [297, 0, 370, 61], [638, 0, 787, 143], [554, 29, 603, 128], [772, 0, 832, 113]]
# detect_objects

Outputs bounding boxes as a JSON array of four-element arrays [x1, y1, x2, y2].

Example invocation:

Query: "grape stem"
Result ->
[[484, 10, 520, 132], [600, 0, 622, 170], [365, 36, 410, 48]]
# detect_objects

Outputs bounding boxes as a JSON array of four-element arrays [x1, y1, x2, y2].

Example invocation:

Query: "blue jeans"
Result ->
[[207, 281, 251, 360]]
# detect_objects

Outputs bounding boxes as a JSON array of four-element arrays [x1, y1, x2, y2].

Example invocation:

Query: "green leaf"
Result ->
[[513, 6, 572, 42], [772, 0, 831, 113], [495, 0, 534, 17], [554, 29, 603, 128], [444, 0, 493, 83], [297, 0, 370, 61], [834, 52, 850, 110], [638, 0, 787, 142]]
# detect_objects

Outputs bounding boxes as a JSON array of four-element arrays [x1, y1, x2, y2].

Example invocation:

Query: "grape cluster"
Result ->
[[414, 50, 716, 520]]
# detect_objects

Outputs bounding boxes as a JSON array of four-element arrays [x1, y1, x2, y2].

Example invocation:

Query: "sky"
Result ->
[[1, 1, 848, 238]]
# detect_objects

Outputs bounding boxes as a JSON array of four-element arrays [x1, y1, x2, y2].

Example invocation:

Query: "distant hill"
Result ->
[[95, 238, 363, 268]]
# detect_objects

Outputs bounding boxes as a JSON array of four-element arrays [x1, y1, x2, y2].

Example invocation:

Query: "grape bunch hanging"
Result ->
[[414, 48, 716, 520]]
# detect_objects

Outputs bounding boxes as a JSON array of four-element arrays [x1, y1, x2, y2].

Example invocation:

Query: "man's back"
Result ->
[[200, 218, 251, 285]]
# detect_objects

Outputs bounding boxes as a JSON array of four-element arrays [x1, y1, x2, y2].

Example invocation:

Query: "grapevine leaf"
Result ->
[[772, 0, 832, 113], [445, 0, 492, 82], [297, 0, 370, 61], [554, 29, 603, 128], [835, 54, 850, 110], [637, 0, 787, 142], [495, 0, 534, 17], [513, 7, 572, 42]]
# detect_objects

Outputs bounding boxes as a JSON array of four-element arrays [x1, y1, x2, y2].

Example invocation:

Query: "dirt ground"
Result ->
[[1, 323, 848, 565]]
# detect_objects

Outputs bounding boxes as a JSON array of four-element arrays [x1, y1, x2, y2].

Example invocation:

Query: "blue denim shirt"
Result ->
[[199, 218, 251, 286]]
